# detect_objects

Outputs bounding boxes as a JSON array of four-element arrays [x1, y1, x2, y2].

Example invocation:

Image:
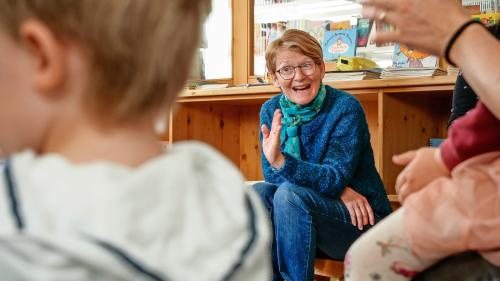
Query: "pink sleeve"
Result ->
[[440, 102, 500, 171]]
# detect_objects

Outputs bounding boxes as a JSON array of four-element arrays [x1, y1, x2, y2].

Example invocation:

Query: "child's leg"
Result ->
[[345, 209, 439, 281]]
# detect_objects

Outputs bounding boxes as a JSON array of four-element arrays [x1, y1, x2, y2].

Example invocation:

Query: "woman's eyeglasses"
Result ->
[[276, 61, 317, 80]]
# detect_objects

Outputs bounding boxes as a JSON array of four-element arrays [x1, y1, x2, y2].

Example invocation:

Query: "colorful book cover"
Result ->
[[472, 12, 499, 27], [356, 18, 373, 47], [304, 20, 326, 46], [327, 20, 351, 31], [392, 43, 438, 68], [322, 28, 357, 62]]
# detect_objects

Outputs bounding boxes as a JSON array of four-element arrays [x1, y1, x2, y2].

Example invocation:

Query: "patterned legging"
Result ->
[[344, 209, 439, 281]]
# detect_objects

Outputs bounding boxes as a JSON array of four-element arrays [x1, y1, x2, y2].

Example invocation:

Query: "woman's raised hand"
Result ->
[[261, 109, 285, 169]]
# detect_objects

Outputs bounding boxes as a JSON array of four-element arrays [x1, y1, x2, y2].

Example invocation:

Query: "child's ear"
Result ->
[[19, 19, 66, 96]]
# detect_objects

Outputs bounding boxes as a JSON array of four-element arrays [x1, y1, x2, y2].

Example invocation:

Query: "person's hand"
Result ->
[[393, 147, 450, 204], [261, 109, 285, 169], [340, 187, 374, 230], [358, 0, 470, 56]]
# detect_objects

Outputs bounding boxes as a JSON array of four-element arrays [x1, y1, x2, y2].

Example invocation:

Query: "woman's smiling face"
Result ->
[[273, 49, 325, 105]]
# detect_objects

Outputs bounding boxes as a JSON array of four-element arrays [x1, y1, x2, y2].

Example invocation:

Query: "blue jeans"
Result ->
[[253, 181, 382, 281]]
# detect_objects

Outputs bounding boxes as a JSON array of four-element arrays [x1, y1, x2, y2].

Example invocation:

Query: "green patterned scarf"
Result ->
[[279, 83, 326, 159]]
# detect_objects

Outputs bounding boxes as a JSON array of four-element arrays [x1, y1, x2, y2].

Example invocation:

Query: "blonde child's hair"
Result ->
[[265, 29, 323, 75], [0, 0, 211, 123]]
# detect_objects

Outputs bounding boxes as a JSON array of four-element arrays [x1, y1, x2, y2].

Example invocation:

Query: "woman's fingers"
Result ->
[[261, 124, 270, 139], [358, 201, 368, 227], [354, 203, 364, 230], [346, 203, 357, 227], [365, 201, 375, 226], [360, 199, 374, 226], [270, 109, 282, 142], [271, 109, 282, 130]]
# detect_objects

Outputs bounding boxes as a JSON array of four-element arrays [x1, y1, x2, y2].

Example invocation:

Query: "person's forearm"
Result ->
[[449, 24, 500, 119]]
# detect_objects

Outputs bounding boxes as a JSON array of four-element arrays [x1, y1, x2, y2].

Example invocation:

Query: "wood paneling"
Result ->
[[381, 92, 451, 194], [171, 103, 240, 168], [361, 100, 379, 170], [239, 105, 262, 180]]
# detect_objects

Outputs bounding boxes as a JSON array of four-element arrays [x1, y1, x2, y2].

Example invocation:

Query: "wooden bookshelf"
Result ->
[[165, 75, 457, 196]]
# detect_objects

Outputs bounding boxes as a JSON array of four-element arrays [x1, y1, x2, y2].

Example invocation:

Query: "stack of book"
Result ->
[[447, 65, 460, 76], [381, 67, 446, 79], [380, 43, 446, 79], [324, 68, 381, 82]]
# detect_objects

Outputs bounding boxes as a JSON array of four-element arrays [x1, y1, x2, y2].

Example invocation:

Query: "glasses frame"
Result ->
[[276, 61, 318, 80]]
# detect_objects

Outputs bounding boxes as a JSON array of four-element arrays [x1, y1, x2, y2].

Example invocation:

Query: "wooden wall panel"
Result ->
[[360, 100, 380, 170], [171, 103, 241, 168], [381, 92, 451, 194], [239, 105, 263, 180]]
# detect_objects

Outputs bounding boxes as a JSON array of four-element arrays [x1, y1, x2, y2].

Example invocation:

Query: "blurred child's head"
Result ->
[[0, 0, 210, 155]]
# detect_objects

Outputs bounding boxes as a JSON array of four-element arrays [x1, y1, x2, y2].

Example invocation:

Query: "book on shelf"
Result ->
[[323, 68, 381, 82], [254, 20, 324, 57], [429, 138, 446, 148], [392, 43, 438, 69], [472, 12, 500, 26], [380, 43, 444, 79], [356, 18, 373, 47], [322, 28, 357, 62], [380, 67, 446, 79], [447, 65, 460, 76]]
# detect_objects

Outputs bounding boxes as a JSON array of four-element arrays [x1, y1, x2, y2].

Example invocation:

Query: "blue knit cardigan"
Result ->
[[260, 85, 392, 216]]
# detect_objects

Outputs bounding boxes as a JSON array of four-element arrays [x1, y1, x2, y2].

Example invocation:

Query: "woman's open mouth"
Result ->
[[292, 85, 311, 93]]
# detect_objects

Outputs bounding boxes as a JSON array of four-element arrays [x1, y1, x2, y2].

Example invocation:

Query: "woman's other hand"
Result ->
[[262, 109, 285, 169], [341, 187, 374, 230], [393, 147, 450, 204], [359, 0, 469, 56]]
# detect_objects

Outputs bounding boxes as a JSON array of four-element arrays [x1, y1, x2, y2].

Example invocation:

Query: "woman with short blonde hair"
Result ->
[[253, 29, 391, 281]]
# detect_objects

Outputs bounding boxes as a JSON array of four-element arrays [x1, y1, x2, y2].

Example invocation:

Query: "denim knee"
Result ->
[[252, 182, 277, 211], [273, 182, 311, 214]]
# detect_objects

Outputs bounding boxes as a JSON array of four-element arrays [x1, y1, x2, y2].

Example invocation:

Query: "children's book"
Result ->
[[392, 43, 438, 68], [322, 28, 357, 62], [356, 18, 373, 47], [326, 20, 351, 31], [472, 12, 499, 27], [304, 20, 326, 46]]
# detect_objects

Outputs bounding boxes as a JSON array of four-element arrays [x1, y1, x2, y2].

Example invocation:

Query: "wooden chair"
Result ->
[[314, 248, 344, 281], [314, 258, 344, 281]]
